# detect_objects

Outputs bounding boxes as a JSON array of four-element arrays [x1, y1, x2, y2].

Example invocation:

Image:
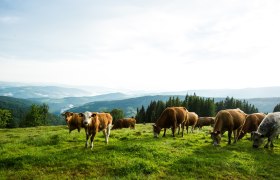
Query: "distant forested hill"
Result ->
[[69, 96, 280, 117], [31, 92, 130, 114], [69, 95, 185, 117], [0, 96, 36, 127]]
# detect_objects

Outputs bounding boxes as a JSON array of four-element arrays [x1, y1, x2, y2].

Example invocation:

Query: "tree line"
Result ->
[[135, 94, 259, 124], [0, 104, 64, 128]]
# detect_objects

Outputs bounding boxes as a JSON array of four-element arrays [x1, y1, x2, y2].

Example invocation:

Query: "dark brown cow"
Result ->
[[111, 118, 136, 130], [211, 108, 246, 145], [80, 111, 113, 149], [153, 107, 188, 138], [238, 113, 266, 140], [61, 111, 85, 133], [195, 117, 215, 130], [185, 112, 198, 133]]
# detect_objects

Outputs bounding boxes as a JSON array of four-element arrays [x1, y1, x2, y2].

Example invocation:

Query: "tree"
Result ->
[[110, 109, 125, 124], [136, 106, 145, 123], [20, 104, 49, 127], [273, 103, 280, 112], [0, 109, 12, 128]]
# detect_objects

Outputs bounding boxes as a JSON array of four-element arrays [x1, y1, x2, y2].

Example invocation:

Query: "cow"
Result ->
[[195, 117, 215, 130], [111, 118, 136, 130], [153, 107, 188, 138], [238, 113, 266, 140], [61, 111, 85, 133], [79, 111, 113, 149], [184, 112, 198, 133], [252, 112, 280, 148], [211, 108, 246, 146]]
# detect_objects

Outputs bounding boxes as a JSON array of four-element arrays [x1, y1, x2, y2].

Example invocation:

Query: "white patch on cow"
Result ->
[[83, 111, 92, 126]]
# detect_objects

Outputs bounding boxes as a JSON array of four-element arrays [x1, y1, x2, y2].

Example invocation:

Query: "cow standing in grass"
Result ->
[[153, 107, 188, 138], [61, 112, 85, 133], [185, 112, 198, 133], [111, 118, 136, 130], [80, 111, 113, 149], [211, 108, 246, 146], [195, 117, 215, 130], [252, 112, 280, 148], [238, 113, 266, 140]]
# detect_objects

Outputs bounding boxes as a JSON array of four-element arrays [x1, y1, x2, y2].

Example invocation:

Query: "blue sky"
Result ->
[[1, 0, 280, 92]]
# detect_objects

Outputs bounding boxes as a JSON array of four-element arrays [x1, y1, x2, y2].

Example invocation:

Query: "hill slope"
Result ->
[[0, 96, 36, 127], [0, 86, 91, 99], [69, 96, 280, 116], [31, 92, 131, 114]]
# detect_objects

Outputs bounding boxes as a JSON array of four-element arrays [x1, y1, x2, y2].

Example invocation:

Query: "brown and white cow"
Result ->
[[185, 112, 198, 133], [79, 111, 113, 149], [111, 118, 136, 130], [153, 107, 188, 138], [211, 108, 246, 145], [195, 117, 215, 130], [61, 111, 85, 133], [238, 113, 266, 140]]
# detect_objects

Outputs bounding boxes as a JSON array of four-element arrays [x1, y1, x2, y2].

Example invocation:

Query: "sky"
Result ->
[[0, 0, 280, 93]]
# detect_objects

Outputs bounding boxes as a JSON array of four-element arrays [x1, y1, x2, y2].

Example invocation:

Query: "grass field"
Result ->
[[0, 124, 279, 179]]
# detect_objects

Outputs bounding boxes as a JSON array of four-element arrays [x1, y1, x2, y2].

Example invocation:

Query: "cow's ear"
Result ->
[[91, 113, 97, 117], [70, 112, 74, 115], [79, 113, 84, 117]]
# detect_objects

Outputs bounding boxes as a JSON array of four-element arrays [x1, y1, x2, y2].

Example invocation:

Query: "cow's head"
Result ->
[[153, 124, 161, 138], [79, 111, 92, 127], [211, 131, 221, 146], [61, 112, 74, 126], [252, 131, 265, 148]]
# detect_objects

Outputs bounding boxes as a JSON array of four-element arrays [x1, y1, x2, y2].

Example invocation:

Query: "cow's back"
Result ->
[[258, 112, 280, 135], [227, 109, 246, 130], [156, 107, 176, 128]]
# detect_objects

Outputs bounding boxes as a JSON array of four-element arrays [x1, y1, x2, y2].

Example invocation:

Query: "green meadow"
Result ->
[[0, 124, 279, 179]]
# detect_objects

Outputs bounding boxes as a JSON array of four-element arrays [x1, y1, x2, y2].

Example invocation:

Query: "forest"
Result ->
[[1, 94, 280, 128]]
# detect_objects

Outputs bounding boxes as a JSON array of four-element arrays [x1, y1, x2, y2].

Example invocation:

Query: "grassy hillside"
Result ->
[[0, 125, 279, 179]]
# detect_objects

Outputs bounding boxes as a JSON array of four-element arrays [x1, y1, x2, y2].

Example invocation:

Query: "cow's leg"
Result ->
[[181, 123, 185, 137], [85, 133, 90, 148], [228, 130, 232, 145], [177, 125, 180, 135], [163, 128, 166, 137], [171, 126, 175, 137], [191, 125, 194, 133], [103, 130, 108, 144], [233, 130, 237, 143], [90, 133, 96, 150]]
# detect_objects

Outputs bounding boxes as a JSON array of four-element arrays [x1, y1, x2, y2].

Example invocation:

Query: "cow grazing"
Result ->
[[252, 112, 280, 148], [61, 111, 85, 133], [184, 112, 199, 133], [153, 107, 188, 138], [211, 109, 246, 146], [111, 118, 136, 130], [80, 111, 113, 149], [195, 117, 215, 130], [238, 113, 266, 140]]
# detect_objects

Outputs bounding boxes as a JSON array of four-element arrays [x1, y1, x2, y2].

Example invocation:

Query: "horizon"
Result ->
[[1, 0, 280, 92]]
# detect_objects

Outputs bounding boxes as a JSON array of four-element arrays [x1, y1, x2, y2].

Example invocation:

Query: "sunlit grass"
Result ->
[[0, 124, 279, 179]]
